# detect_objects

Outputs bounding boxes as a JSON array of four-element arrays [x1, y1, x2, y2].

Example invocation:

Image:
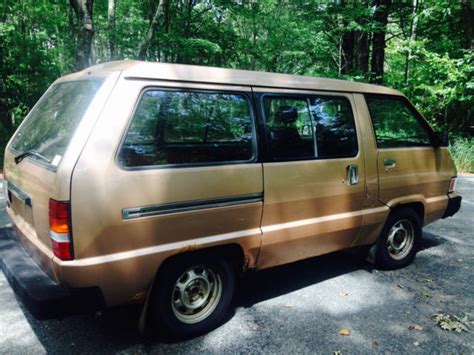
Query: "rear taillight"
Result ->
[[49, 199, 74, 260], [448, 177, 457, 193]]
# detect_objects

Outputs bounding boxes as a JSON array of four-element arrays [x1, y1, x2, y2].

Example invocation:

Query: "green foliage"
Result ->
[[450, 136, 474, 173]]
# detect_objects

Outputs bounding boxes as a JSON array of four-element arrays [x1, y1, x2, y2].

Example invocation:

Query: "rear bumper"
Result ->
[[442, 193, 462, 219], [0, 227, 104, 320]]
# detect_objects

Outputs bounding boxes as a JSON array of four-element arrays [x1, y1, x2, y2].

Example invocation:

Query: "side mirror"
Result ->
[[433, 131, 449, 147]]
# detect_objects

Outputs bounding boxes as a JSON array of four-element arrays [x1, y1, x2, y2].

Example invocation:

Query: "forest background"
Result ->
[[0, 0, 472, 171]]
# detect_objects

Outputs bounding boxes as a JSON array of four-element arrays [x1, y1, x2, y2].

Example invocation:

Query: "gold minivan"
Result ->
[[0, 61, 462, 338]]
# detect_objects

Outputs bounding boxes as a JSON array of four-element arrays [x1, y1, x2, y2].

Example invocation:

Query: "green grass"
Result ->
[[450, 136, 474, 173]]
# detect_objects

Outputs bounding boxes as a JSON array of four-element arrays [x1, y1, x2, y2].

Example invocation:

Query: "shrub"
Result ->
[[450, 136, 474, 173]]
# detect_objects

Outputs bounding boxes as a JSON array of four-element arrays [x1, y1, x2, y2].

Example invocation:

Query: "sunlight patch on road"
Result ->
[[0, 273, 45, 353]]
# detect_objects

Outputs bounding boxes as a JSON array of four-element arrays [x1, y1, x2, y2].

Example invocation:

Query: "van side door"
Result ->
[[255, 89, 366, 268]]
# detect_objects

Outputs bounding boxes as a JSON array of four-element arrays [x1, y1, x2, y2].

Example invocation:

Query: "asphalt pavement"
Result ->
[[0, 176, 473, 354]]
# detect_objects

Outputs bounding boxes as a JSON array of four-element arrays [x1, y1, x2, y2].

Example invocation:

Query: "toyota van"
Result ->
[[0, 61, 462, 338]]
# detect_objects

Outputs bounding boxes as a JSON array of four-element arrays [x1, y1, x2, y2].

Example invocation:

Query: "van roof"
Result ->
[[71, 60, 403, 96]]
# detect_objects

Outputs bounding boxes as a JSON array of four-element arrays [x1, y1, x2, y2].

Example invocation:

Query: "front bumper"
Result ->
[[442, 193, 462, 219], [0, 227, 104, 320]]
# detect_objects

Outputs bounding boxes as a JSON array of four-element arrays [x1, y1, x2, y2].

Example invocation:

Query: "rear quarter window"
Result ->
[[118, 89, 256, 168]]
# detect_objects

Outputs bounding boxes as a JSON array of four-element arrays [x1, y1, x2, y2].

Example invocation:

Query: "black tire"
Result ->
[[151, 252, 235, 339], [374, 207, 422, 270]]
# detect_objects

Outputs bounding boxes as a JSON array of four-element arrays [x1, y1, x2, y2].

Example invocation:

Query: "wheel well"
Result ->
[[391, 202, 424, 223], [158, 243, 245, 275]]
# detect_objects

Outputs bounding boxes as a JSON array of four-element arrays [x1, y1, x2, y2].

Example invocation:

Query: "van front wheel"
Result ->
[[374, 207, 421, 270], [152, 253, 235, 339]]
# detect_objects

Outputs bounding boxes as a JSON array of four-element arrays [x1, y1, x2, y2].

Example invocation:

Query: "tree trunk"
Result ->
[[463, 0, 473, 49], [404, 0, 418, 85], [108, 0, 116, 60], [370, 0, 391, 84], [339, 0, 354, 75], [356, 31, 369, 75], [138, 0, 168, 60], [341, 31, 355, 75], [69, 0, 95, 70]]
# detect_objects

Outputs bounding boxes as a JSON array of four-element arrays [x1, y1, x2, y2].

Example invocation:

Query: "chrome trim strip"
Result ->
[[6, 181, 32, 207], [122, 193, 263, 219]]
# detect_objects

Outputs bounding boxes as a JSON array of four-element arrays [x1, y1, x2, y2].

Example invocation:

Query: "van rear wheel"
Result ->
[[151, 252, 235, 339], [374, 207, 421, 270]]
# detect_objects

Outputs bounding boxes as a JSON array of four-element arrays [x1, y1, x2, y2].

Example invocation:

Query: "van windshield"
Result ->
[[10, 80, 103, 164]]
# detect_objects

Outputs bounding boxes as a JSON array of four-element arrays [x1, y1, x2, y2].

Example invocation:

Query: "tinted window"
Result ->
[[263, 95, 358, 160], [264, 97, 314, 160], [10, 80, 103, 163], [366, 96, 431, 148], [310, 97, 358, 158], [119, 90, 255, 167]]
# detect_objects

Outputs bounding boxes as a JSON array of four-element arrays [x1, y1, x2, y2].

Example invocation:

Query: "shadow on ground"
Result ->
[[9, 231, 446, 353]]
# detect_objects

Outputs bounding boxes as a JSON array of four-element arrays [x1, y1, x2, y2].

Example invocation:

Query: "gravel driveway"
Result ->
[[0, 176, 472, 354]]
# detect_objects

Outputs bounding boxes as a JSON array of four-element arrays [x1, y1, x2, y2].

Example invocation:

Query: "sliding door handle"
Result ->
[[384, 159, 397, 172], [346, 165, 359, 185]]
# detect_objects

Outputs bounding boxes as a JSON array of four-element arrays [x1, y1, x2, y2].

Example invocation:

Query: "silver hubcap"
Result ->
[[386, 219, 415, 260], [171, 265, 222, 324]]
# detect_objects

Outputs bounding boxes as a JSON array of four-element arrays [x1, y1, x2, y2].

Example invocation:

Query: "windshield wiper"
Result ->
[[14, 150, 51, 165]]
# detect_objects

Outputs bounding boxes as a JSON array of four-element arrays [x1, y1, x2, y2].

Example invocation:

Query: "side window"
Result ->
[[263, 96, 315, 160], [310, 96, 358, 158], [119, 89, 255, 167], [263, 95, 358, 161], [366, 96, 432, 148]]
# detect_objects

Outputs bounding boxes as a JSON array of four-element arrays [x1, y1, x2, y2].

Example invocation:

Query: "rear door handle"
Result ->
[[383, 159, 397, 171], [346, 165, 359, 185]]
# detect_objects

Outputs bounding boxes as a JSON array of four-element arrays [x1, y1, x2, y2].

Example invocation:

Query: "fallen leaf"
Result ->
[[339, 291, 349, 297], [339, 329, 351, 336], [285, 304, 294, 308], [432, 313, 471, 333], [421, 291, 432, 298], [408, 324, 423, 331], [413, 341, 420, 347]]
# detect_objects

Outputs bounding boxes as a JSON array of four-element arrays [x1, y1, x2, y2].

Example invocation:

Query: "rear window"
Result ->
[[9, 80, 103, 164]]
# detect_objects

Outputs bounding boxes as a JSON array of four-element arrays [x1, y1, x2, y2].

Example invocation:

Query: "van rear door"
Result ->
[[3, 75, 116, 279]]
